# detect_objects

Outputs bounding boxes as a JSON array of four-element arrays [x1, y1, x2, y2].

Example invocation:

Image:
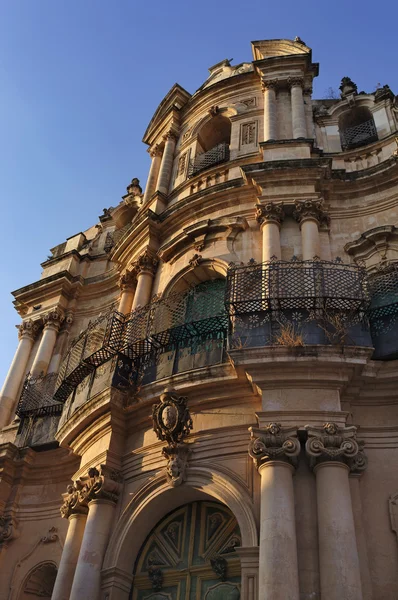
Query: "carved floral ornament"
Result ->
[[60, 465, 123, 518], [293, 199, 330, 227], [255, 202, 285, 226], [18, 319, 40, 341], [305, 423, 367, 472], [152, 390, 193, 487]]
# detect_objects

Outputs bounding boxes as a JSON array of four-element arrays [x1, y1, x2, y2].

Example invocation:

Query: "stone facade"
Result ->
[[0, 37, 398, 599]]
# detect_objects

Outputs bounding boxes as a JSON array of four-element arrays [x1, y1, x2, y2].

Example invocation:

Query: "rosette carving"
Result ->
[[255, 203, 285, 226], [305, 423, 367, 473], [293, 199, 330, 227], [18, 319, 40, 341], [248, 422, 300, 469]]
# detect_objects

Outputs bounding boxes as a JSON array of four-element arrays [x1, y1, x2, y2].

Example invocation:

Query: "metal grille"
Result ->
[[340, 119, 378, 150], [188, 143, 229, 177], [16, 372, 62, 418], [368, 265, 398, 335]]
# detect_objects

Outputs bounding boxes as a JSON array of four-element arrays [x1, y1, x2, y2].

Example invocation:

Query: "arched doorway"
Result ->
[[131, 501, 241, 600], [19, 562, 57, 599]]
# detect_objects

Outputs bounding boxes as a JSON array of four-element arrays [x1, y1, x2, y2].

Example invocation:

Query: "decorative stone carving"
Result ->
[[163, 130, 178, 142], [60, 466, 122, 516], [209, 105, 220, 117], [288, 77, 304, 89], [393, 136, 398, 159], [43, 308, 65, 331], [240, 97, 256, 108], [189, 253, 203, 268], [305, 423, 367, 472], [148, 567, 163, 591], [255, 203, 284, 226], [340, 76, 358, 98], [293, 199, 330, 227], [210, 555, 227, 581], [41, 526, 59, 543], [133, 250, 158, 275], [152, 390, 193, 487], [0, 515, 17, 547], [18, 319, 40, 341], [261, 79, 278, 91], [374, 84, 395, 102], [149, 145, 162, 158], [248, 423, 300, 469], [294, 36, 306, 45], [60, 483, 89, 519], [124, 178, 143, 206], [241, 122, 257, 146], [119, 269, 136, 292]]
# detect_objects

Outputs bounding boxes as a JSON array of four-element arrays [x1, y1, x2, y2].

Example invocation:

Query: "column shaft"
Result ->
[[31, 325, 59, 376], [315, 462, 363, 600], [0, 333, 35, 428], [258, 461, 300, 600], [157, 134, 177, 195], [69, 499, 115, 600], [263, 84, 277, 141], [132, 272, 154, 309], [118, 288, 135, 315], [291, 82, 307, 139], [51, 513, 87, 600], [143, 150, 162, 204], [301, 218, 320, 260], [261, 221, 281, 262]]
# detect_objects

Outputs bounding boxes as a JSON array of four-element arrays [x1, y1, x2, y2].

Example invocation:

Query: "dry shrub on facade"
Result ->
[[273, 321, 305, 347], [317, 310, 355, 346]]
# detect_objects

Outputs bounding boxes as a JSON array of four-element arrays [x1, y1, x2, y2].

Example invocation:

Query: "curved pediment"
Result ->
[[251, 38, 311, 60]]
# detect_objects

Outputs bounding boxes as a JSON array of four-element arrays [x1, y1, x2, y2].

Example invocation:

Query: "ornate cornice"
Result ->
[[305, 423, 367, 473], [133, 249, 158, 276], [255, 202, 285, 226], [43, 308, 65, 332], [248, 422, 300, 469], [18, 319, 40, 341], [293, 199, 330, 227]]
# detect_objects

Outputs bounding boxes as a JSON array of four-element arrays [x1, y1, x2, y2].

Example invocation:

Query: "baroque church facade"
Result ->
[[1, 37, 398, 600]]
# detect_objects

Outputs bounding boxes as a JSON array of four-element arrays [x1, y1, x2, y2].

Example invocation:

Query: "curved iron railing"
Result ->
[[16, 372, 61, 419], [368, 264, 398, 358]]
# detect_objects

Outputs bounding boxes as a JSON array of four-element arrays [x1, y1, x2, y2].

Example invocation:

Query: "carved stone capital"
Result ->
[[133, 249, 158, 276], [77, 465, 123, 504], [163, 130, 178, 143], [43, 308, 65, 332], [0, 515, 18, 548], [261, 79, 278, 92], [119, 269, 137, 292], [293, 199, 330, 227], [305, 423, 367, 473], [18, 319, 40, 341], [60, 483, 88, 519], [149, 144, 162, 158], [288, 77, 304, 89], [248, 423, 300, 469], [255, 203, 284, 226]]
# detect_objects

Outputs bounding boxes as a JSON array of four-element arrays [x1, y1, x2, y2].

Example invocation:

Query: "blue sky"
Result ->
[[0, 0, 397, 385]]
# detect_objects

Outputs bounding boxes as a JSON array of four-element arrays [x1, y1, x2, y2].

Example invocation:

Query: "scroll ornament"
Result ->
[[305, 422, 367, 472], [248, 422, 300, 468]]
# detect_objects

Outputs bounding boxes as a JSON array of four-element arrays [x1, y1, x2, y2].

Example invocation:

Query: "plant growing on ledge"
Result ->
[[273, 321, 305, 348], [317, 310, 356, 346]]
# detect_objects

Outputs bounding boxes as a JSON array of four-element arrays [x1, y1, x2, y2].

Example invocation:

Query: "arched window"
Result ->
[[19, 562, 57, 600], [339, 106, 378, 150], [189, 114, 231, 177]]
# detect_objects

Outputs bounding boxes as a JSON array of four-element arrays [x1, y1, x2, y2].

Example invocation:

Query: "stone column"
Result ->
[[294, 200, 329, 261], [118, 270, 136, 315], [30, 309, 64, 377], [0, 320, 39, 429], [69, 466, 122, 600], [157, 132, 177, 196], [255, 203, 284, 262], [289, 77, 307, 139], [143, 146, 162, 205], [305, 423, 367, 600], [48, 312, 74, 374], [51, 485, 88, 600], [262, 79, 278, 141], [131, 250, 158, 310], [248, 422, 300, 600]]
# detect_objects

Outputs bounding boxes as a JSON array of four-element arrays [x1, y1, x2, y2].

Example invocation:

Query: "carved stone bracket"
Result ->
[[0, 515, 18, 548], [133, 249, 158, 276], [248, 423, 300, 469], [18, 319, 40, 341], [255, 203, 285, 227], [153, 390, 193, 487], [42, 308, 65, 332], [60, 466, 123, 517], [293, 199, 330, 227], [305, 423, 367, 473]]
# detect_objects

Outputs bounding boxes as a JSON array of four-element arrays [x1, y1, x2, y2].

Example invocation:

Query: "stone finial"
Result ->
[[255, 202, 284, 226], [152, 389, 193, 487], [305, 423, 367, 473], [126, 178, 142, 197], [133, 249, 158, 275], [43, 308, 65, 331], [293, 199, 330, 227], [340, 77, 358, 98], [294, 36, 306, 45], [18, 319, 40, 341], [248, 423, 300, 469]]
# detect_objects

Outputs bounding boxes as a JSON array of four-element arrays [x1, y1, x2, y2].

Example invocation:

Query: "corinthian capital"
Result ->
[[261, 79, 278, 92], [293, 199, 330, 227], [288, 77, 304, 89], [43, 308, 65, 331], [248, 423, 300, 469], [119, 269, 136, 291], [60, 483, 88, 519], [305, 423, 367, 473], [18, 319, 40, 341], [133, 249, 158, 276], [149, 144, 162, 158], [163, 130, 178, 143], [78, 465, 123, 505], [255, 202, 284, 226]]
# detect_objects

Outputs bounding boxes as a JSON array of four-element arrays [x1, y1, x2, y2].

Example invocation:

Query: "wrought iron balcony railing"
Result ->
[[340, 119, 378, 151], [16, 372, 62, 419], [368, 264, 398, 359], [188, 143, 230, 177]]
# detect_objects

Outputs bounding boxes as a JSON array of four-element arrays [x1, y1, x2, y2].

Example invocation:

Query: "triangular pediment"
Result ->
[[143, 83, 191, 145]]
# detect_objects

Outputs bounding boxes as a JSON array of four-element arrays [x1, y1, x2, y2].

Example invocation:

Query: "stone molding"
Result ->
[[248, 422, 300, 469], [42, 308, 65, 332], [18, 319, 40, 341], [60, 465, 123, 518], [133, 249, 158, 276], [293, 199, 330, 227], [255, 202, 284, 226], [305, 423, 367, 473]]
